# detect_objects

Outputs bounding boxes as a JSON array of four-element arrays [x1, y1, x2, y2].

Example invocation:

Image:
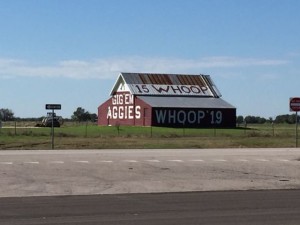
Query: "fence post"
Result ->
[[296, 112, 298, 148], [85, 121, 88, 138]]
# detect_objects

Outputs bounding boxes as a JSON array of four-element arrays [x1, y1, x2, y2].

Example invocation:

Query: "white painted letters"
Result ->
[[107, 93, 141, 120], [131, 84, 213, 97], [154, 109, 223, 125]]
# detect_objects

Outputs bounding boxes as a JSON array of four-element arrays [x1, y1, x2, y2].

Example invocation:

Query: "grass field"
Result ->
[[0, 122, 299, 150]]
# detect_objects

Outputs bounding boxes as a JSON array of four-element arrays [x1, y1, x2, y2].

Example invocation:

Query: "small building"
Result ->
[[98, 72, 236, 128]]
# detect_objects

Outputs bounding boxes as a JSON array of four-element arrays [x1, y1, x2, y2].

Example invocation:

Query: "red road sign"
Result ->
[[290, 97, 300, 112]]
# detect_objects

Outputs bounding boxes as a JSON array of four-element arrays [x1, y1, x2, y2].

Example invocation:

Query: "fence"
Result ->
[[0, 121, 298, 138], [0, 121, 299, 150]]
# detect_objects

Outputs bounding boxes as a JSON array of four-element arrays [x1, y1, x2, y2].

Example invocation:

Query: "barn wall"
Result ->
[[152, 107, 236, 128], [98, 98, 112, 126], [98, 92, 152, 126], [135, 97, 152, 126]]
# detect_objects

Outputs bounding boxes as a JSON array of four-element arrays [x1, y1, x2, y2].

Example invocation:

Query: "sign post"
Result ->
[[290, 98, 300, 148], [45, 104, 61, 149], [297, 112, 299, 148]]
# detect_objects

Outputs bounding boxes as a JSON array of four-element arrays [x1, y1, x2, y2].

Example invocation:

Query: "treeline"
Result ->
[[1, 107, 299, 124], [0, 107, 97, 122], [236, 114, 300, 125]]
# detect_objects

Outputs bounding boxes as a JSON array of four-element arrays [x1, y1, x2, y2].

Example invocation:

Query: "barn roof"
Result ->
[[110, 72, 222, 97], [138, 96, 235, 109]]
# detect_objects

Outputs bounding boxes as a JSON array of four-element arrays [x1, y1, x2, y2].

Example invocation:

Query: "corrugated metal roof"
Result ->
[[138, 96, 235, 109], [122, 72, 208, 85], [110, 72, 222, 97]]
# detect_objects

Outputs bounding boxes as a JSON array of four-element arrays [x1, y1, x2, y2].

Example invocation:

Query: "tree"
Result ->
[[244, 115, 267, 124], [275, 114, 291, 124], [257, 117, 267, 124], [0, 108, 14, 121], [236, 115, 244, 125], [275, 114, 299, 124], [244, 116, 256, 124], [71, 107, 93, 122], [89, 113, 98, 122]]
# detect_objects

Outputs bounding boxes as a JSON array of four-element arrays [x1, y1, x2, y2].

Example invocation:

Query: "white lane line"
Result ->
[[145, 159, 160, 163], [189, 159, 205, 162], [255, 159, 269, 162], [74, 161, 90, 163], [98, 160, 113, 163], [213, 159, 227, 162], [0, 162, 13, 165], [237, 159, 249, 162], [123, 160, 138, 163], [278, 159, 290, 162], [167, 160, 183, 162], [24, 161, 40, 164], [49, 161, 64, 164]]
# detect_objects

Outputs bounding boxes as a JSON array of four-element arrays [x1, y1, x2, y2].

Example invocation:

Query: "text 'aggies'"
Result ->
[[107, 93, 141, 119]]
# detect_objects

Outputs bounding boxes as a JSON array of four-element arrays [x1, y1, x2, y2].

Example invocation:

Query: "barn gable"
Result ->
[[110, 72, 222, 98]]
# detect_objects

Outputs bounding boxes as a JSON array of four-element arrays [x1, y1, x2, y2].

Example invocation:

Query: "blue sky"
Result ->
[[1, 0, 300, 119]]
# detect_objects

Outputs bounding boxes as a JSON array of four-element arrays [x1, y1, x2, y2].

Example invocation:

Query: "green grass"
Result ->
[[0, 123, 299, 150]]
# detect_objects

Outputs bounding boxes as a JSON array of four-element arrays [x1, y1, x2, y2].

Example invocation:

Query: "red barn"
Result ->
[[98, 72, 236, 128]]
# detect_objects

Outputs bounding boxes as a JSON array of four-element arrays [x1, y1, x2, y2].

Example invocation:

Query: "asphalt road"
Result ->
[[0, 149, 300, 225], [0, 190, 300, 225], [0, 148, 300, 197]]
